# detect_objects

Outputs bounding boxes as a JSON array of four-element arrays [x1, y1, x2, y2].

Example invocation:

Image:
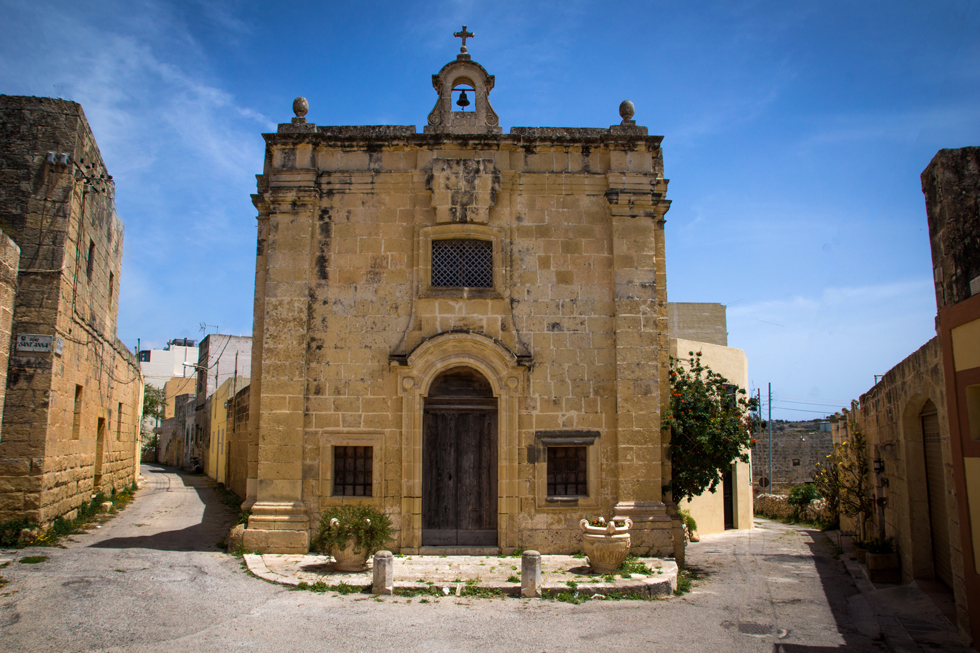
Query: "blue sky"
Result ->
[[1, 0, 977, 419]]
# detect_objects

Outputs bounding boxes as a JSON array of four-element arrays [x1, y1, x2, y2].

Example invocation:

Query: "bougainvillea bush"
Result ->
[[663, 351, 759, 503]]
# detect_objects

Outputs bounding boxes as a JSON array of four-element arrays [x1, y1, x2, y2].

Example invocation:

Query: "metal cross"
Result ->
[[453, 25, 474, 53]]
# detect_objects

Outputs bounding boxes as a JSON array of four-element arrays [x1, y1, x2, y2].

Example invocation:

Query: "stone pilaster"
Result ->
[[243, 172, 317, 554], [606, 169, 673, 554]]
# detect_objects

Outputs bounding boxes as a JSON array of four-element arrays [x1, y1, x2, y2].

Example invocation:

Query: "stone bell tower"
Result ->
[[425, 25, 501, 135]]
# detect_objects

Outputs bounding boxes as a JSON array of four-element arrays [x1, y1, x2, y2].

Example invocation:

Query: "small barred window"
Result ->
[[431, 239, 492, 288], [547, 446, 588, 496], [333, 446, 373, 496]]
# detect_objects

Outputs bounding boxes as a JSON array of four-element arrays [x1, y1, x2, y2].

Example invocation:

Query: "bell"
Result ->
[[456, 89, 470, 109]]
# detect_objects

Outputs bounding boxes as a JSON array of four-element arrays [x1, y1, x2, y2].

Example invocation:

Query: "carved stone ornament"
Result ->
[[293, 96, 309, 118]]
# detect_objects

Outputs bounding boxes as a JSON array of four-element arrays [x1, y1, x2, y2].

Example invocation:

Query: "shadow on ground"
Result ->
[[88, 465, 236, 552], [785, 528, 881, 652]]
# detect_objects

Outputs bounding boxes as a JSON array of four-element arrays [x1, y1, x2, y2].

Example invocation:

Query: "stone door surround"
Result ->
[[395, 331, 525, 552]]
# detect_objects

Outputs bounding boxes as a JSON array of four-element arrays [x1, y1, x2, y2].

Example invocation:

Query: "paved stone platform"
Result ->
[[244, 553, 677, 597]]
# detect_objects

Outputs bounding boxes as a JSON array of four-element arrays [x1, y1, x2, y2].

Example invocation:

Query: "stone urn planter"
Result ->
[[866, 552, 901, 584], [579, 517, 633, 574], [312, 505, 393, 573], [328, 518, 371, 572]]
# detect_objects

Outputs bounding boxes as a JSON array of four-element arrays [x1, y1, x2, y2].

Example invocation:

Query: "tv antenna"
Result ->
[[199, 323, 219, 337]]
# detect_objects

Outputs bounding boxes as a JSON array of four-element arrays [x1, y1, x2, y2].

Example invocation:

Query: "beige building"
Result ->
[[206, 375, 249, 485], [0, 96, 143, 524], [668, 303, 753, 535], [163, 376, 197, 423], [242, 38, 681, 555]]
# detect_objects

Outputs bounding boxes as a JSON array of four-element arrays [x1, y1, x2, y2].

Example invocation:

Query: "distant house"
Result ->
[[138, 338, 198, 389], [194, 334, 251, 474]]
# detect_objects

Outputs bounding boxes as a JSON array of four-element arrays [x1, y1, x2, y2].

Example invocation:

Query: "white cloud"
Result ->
[[729, 279, 937, 419], [0, 0, 265, 343]]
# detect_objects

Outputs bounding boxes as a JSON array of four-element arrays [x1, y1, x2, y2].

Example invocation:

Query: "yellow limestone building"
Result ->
[[242, 33, 680, 555]]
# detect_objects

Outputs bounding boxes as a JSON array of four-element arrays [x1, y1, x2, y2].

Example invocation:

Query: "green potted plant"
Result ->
[[864, 536, 900, 583], [678, 508, 699, 542], [579, 517, 633, 574], [312, 504, 393, 572]]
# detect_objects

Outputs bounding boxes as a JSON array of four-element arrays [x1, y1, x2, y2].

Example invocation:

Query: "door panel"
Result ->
[[722, 468, 734, 530], [422, 405, 497, 546], [923, 410, 953, 587]]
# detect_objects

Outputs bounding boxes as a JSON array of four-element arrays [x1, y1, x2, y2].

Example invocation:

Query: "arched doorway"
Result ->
[[422, 367, 498, 546], [921, 400, 953, 587]]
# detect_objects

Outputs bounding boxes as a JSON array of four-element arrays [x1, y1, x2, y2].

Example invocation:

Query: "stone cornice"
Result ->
[[264, 128, 664, 150], [251, 187, 319, 214]]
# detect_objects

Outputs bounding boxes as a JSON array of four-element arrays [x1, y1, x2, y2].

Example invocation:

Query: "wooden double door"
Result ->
[[422, 368, 498, 547]]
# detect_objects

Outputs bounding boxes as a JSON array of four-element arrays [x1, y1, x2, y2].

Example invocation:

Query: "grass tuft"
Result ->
[[18, 555, 48, 564], [618, 555, 654, 576], [2, 484, 140, 549], [674, 568, 698, 595]]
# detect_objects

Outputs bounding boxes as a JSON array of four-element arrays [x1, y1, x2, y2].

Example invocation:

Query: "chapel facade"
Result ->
[[242, 35, 679, 555]]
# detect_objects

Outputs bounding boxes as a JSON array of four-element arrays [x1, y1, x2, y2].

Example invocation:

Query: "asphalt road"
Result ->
[[0, 464, 885, 652]]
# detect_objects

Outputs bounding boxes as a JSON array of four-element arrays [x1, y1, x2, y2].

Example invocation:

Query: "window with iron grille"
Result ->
[[333, 445, 373, 496], [431, 239, 492, 288], [547, 446, 588, 496]]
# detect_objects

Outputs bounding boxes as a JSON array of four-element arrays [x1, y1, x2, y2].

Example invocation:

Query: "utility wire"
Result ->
[[771, 406, 837, 414]]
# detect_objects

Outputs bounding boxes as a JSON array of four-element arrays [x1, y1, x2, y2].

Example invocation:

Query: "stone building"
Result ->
[[833, 146, 980, 641], [928, 146, 980, 640], [242, 36, 680, 555], [0, 96, 143, 524]]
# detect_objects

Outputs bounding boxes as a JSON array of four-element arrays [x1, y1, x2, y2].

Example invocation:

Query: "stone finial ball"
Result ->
[[619, 100, 635, 121], [293, 96, 309, 118]]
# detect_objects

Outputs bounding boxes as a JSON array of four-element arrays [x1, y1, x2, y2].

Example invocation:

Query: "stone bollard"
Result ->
[[372, 550, 393, 595], [521, 550, 541, 598]]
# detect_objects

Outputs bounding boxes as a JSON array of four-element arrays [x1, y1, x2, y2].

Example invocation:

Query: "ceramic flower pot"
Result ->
[[579, 517, 633, 574]]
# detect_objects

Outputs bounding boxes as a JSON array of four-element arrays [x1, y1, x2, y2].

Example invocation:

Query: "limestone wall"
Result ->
[[0, 234, 21, 439], [834, 337, 967, 626], [246, 113, 674, 554], [751, 427, 833, 494], [754, 493, 833, 523], [158, 416, 177, 466], [227, 382, 250, 500], [666, 302, 727, 346], [923, 147, 980, 309], [0, 96, 143, 524]]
